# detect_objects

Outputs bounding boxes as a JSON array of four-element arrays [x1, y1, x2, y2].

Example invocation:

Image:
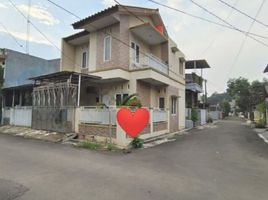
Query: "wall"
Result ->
[[3, 49, 60, 88], [167, 85, 179, 132], [168, 38, 185, 84], [60, 39, 75, 71], [100, 81, 130, 106], [74, 43, 89, 72], [95, 23, 123, 71]]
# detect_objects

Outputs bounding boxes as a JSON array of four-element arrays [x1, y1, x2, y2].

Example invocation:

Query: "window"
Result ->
[[82, 52, 87, 68], [104, 36, 111, 61], [171, 97, 177, 114], [131, 42, 140, 63], [179, 58, 184, 75], [159, 97, 165, 109], [116, 93, 129, 106]]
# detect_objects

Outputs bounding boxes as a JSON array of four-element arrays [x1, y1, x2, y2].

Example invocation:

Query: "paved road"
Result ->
[[1, 120, 268, 200]]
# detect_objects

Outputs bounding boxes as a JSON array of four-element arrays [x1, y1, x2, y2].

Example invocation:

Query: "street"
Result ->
[[1, 119, 268, 200]]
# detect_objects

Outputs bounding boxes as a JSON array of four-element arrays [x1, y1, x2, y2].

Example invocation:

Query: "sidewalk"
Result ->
[[253, 128, 268, 144], [0, 125, 66, 142]]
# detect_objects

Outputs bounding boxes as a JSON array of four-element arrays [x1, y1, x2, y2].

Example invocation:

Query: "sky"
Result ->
[[0, 0, 267, 95]]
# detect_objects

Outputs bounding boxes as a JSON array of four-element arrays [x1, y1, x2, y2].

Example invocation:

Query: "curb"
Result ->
[[258, 133, 268, 144]]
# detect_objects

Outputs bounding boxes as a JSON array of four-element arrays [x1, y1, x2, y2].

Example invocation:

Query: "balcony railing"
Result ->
[[131, 54, 169, 75]]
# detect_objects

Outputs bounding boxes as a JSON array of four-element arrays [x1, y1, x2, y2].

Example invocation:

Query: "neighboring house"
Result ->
[[0, 48, 60, 125], [30, 5, 186, 147], [185, 60, 210, 127], [209, 104, 222, 120]]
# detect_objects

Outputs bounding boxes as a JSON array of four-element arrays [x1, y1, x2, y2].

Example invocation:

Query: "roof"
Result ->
[[185, 60, 211, 69], [64, 30, 89, 42], [264, 64, 268, 73], [2, 84, 34, 91], [29, 71, 101, 82], [72, 5, 159, 29]]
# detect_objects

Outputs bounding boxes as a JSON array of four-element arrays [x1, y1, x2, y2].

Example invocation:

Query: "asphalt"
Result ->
[[0, 119, 268, 200]]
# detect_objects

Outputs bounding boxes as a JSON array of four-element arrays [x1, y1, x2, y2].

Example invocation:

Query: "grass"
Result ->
[[77, 140, 119, 151], [78, 141, 101, 150]]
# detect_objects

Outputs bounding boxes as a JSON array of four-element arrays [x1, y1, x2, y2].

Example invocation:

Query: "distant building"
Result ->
[[0, 48, 60, 124]]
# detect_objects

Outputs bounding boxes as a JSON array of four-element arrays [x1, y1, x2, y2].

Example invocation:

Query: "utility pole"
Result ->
[[204, 79, 207, 109]]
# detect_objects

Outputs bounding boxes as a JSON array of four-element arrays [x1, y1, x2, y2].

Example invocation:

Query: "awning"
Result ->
[[186, 60, 211, 69], [29, 71, 101, 84], [130, 23, 168, 45]]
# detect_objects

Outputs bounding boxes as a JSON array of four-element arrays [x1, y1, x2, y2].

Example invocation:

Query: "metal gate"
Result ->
[[32, 106, 75, 133], [31, 83, 77, 133]]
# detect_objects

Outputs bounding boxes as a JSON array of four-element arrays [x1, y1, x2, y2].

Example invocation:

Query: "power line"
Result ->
[[46, 0, 81, 20], [46, 0, 179, 78], [217, 0, 268, 28], [148, 0, 268, 40], [199, 0, 239, 56], [26, 0, 31, 54], [187, 0, 268, 47], [114, 0, 224, 92], [226, 0, 266, 78], [45, 0, 222, 92], [114, 0, 146, 23], [0, 22, 24, 50], [8, 0, 84, 69]]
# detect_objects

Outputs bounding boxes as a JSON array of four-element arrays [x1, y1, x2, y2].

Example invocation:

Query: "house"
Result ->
[[30, 5, 186, 146], [0, 48, 60, 126], [1, 5, 186, 147], [185, 59, 210, 127]]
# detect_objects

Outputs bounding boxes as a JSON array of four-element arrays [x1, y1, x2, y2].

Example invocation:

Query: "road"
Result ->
[[1, 119, 268, 200]]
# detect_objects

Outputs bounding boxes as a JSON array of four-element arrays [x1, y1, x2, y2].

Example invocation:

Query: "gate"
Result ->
[[32, 107, 75, 133], [32, 83, 77, 133]]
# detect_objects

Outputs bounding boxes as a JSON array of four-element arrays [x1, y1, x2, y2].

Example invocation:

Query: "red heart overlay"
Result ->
[[116, 108, 150, 138]]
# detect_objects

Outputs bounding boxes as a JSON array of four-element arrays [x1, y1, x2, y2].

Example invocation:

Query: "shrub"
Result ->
[[78, 141, 100, 150], [191, 108, 199, 127], [207, 117, 213, 123], [107, 143, 118, 151], [130, 137, 143, 149], [255, 118, 266, 129]]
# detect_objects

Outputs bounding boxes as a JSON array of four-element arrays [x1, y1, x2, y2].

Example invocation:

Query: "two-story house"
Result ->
[[59, 5, 186, 132], [185, 59, 210, 127]]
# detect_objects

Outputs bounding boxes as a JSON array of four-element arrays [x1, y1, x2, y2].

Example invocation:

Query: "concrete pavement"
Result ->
[[0, 119, 268, 200]]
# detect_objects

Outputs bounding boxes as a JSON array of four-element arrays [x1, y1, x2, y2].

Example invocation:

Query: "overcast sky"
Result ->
[[0, 0, 267, 95]]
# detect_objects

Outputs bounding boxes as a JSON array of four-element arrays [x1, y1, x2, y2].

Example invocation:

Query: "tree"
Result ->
[[207, 92, 231, 105], [249, 80, 266, 107], [227, 77, 250, 113], [221, 100, 231, 117]]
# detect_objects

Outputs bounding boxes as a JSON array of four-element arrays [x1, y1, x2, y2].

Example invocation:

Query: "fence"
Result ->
[[5, 106, 33, 127], [153, 109, 168, 122], [79, 107, 117, 125], [185, 108, 207, 127], [209, 111, 221, 120]]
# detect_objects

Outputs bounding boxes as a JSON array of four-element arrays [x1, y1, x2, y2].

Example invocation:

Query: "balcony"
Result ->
[[131, 53, 169, 75], [185, 73, 203, 93]]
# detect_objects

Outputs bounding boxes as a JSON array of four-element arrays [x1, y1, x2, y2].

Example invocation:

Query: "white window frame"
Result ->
[[103, 35, 111, 62], [81, 51, 88, 68], [171, 96, 177, 115], [131, 42, 140, 64]]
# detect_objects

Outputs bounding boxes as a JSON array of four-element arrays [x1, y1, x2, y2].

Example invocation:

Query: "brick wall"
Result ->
[[153, 122, 168, 132], [79, 124, 116, 139]]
